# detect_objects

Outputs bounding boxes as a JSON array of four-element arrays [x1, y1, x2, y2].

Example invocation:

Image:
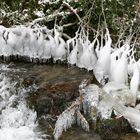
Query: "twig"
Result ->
[[30, 17, 44, 25], [62, 33, 71, 40], [63, 22, 77, 28], [63, 1, 82, 24], [101, 0, 107, 28], [87, 0, 95, 26]]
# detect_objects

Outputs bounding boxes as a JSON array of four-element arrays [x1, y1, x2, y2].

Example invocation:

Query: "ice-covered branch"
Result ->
[[53, 99, 80, 140], [54, 81, 102, 139], [29, 11, 72, 26]]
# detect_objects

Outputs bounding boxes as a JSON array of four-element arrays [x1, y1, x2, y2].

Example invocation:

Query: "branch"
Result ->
[[63, 1, 82, 23], [30, 17, 44, 25], [29, 10, 79, 26], [62, 22, 77, 28], [62, 33, 71, 40]]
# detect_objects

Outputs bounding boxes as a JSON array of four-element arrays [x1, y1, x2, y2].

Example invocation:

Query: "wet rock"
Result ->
[[96, 118, 133, 140], [61, 126, 102, 140], [29, 79, 85, 117], [120, 133, 140, 140], [38, 115, 55, 139], [36, 97, 52, 116], [39, 80, 81, 101], [21, 64, 93, 117], [22, 77, 36, 87]]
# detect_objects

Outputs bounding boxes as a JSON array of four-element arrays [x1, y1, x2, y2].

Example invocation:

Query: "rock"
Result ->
[[21, 77, 35, 87], [22, 64, 93, 117], [29, 79, 86, 117], [120, 133, 140, 140], [61, 125, 102, 140], [96, 118, 132, 140], [39, 80, 80, 101]]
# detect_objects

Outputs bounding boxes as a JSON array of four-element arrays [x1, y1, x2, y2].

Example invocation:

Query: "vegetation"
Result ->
[[0, 0, 139, 31]]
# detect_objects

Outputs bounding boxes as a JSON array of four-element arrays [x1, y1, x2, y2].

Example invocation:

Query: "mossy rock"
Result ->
[[96, 118, 133, 140]]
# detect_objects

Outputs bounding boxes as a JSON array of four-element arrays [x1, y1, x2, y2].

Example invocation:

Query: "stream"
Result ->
[[0, 61, 139, 140], [0, 63, 42, 140]]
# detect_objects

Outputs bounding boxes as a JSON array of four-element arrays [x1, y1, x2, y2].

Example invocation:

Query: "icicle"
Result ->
[[88, 34, 99, 65], [54, 36, 67, 61], [68, 38, 78, 65], [53, 108, 75, 140], [130, 63, 140, 106], [128, 55, 136, 77], [98, 98, 113, 119], [110, 44, 130, 84], [53, 100, 80, 140], [66, 36, 76, 58], [94, 28, 112, 83], [41, 34, 52, 60], [77, 32, 98, 71], [82, 84, 100, 125], [76, 110, 89, 132]]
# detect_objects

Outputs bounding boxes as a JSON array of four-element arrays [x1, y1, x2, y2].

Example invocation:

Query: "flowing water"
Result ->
[[0, 63, 44, 140]]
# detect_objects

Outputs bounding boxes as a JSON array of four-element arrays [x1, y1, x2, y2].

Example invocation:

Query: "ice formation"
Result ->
[[81, 84, 100, 122], [0, 25, 66, 63], [94, 28, 112, 83], [0, 24, 140, 139], [53, 99, 89, 140], [53, 105, 76, 140], [0, 24, 139, 83], [105, 94, 140, 133], [103, 82, 135, 106]]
